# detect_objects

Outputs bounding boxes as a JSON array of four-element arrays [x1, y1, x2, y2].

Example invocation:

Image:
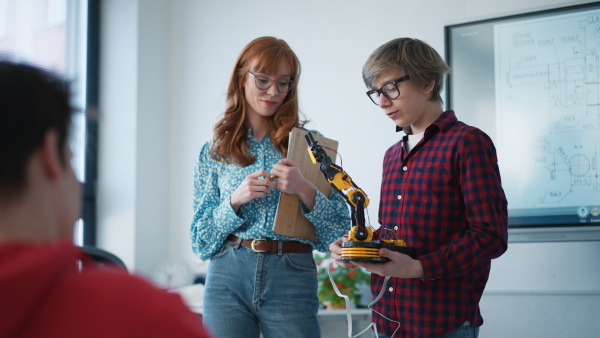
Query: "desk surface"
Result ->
[[317, 308, 371, 322]]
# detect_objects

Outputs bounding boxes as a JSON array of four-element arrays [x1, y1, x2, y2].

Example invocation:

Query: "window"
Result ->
[[0, 0, 99, 245]]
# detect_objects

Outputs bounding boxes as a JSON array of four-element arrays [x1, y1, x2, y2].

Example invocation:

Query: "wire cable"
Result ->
[[326, 261, 401, 337]]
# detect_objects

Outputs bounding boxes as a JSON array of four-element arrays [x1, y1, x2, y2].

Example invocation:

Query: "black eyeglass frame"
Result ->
[[246, 71, 294, 93], [366, 75, 410, 105]]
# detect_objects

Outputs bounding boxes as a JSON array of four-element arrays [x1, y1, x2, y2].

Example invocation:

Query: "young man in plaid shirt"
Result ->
[[330, 38, 508, 338]]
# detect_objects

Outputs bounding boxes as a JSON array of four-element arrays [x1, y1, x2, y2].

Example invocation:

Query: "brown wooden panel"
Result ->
[[272, 128, 338, 241]]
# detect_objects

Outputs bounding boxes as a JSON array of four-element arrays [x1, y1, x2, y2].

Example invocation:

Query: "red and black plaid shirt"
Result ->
[[371, 110, 508, 337]]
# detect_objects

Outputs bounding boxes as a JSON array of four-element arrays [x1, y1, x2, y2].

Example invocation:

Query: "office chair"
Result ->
[[78, 245, 128, 272]]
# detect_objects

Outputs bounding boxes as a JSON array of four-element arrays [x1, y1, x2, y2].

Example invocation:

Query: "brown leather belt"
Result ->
[[227, 235, 312, 253]]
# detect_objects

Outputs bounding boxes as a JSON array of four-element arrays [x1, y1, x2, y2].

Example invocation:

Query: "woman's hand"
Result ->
[[271, 158, 317, 210], [230, 169, 277, 213]]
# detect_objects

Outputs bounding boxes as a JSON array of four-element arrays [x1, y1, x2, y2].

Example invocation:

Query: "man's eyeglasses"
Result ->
[[247, 71, 294, 93], [366, 75, 410, 105]]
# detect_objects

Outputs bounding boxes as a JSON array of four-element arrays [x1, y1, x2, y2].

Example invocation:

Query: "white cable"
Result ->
[[327, 262, 401, 337], [366, 276, 401, 337], [326, 260, 354, 337]]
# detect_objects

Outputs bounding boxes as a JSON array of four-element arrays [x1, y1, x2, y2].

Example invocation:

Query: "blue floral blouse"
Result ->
[[190, 128, 351, 260]]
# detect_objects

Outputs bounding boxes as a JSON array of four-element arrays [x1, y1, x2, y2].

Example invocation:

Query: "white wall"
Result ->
[[99, 0, 600, 337]]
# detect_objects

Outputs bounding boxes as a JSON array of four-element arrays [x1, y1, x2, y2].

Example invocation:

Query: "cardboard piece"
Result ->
[[272, 128, 338, 241]]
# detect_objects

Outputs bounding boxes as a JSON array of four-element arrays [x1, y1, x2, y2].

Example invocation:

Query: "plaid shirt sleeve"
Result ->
[[418, 126, 508, 280]]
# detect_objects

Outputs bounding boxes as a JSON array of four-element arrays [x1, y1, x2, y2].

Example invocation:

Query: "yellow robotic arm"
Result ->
[[305, 132, 371, 241], [305, 132, 415, 262]]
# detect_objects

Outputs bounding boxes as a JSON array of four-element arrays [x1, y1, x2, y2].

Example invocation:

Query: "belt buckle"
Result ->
[[251, 238, 267, 253]]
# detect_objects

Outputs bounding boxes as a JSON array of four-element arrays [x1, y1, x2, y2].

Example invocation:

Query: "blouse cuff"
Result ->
[[302, 189, 326, 217], [215, 200, 246, 233]]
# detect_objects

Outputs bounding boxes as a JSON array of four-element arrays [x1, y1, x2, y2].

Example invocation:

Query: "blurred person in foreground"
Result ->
[[0, 60, 212, 338]]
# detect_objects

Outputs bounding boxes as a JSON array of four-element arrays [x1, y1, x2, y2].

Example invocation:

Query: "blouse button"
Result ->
[[388, 287, 393, 292], [397, 195, 402, 200], [402, 166, 408, 171]]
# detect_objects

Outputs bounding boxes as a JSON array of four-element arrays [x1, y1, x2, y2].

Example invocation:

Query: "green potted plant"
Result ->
[[314, 252, 371, 309]]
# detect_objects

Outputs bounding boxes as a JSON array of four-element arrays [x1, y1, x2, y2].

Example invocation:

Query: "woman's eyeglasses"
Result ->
[[247, 71, 294, 93]]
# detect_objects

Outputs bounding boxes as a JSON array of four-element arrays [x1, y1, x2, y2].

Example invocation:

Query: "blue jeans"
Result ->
[[202, 239, 321, 338], [371, 322, 479, 338]]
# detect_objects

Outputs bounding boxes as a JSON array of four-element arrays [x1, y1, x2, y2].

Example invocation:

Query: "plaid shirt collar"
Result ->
[[395, 110, 457, 134]]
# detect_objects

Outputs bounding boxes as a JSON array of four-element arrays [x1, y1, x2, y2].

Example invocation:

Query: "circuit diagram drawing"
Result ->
[[494, 10, 600, 211]]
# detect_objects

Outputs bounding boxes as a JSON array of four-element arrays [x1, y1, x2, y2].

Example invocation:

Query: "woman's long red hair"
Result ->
[[210, 36, 308, 166]]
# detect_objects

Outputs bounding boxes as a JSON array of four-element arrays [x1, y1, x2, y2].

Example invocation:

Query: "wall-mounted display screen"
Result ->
[[445, 2, 600, 242]]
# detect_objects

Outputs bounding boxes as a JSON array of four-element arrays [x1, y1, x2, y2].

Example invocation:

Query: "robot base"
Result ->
[[338, 241, 416, 263]]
